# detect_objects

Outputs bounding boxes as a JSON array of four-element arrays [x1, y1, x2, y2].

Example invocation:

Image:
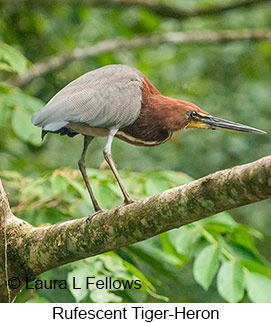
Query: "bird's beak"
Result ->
[[187, 113, 266, 135]]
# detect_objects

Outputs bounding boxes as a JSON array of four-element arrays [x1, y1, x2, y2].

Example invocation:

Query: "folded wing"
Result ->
[[32, 65, 143, 132]]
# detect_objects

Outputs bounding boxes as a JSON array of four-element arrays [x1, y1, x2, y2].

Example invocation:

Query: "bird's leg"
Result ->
[[78, 135, 103, 213], [103, 129, 135, 205]]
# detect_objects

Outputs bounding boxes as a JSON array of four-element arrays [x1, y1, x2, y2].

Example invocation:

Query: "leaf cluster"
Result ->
[[0, 0, 270, 303], [2, 168, 270, 303]]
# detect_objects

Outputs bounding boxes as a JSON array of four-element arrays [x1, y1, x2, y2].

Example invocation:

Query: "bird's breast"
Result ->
[[116, 130, 171, 146], [68, 122, 171, 146]]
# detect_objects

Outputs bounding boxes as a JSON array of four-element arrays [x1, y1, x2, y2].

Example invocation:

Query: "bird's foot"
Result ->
[[86, 199, 135, 221], [113, 198, 136, 212], [124, 197, 136, 205], [86, 208, 106, 222]]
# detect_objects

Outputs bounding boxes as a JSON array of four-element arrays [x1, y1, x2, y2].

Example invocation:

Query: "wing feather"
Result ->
[[32, 65, 143, 132]]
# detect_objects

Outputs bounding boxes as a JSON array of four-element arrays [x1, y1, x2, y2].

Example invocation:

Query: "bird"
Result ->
[[32, 64, 266, 214]]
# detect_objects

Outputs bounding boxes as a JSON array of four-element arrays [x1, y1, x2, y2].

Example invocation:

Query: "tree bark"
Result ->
[[0, 180, 9, 302], [11, 29, 271, 88], [0, 155, 271, 302]]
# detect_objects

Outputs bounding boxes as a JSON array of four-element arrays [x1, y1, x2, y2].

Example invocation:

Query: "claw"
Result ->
[[86, 208, 106, 222], [113, 199, 135, 213], [124, 198, 136, 205]]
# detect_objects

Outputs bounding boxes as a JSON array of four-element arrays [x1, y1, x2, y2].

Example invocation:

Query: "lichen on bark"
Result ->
[[0, 155, 270, 302]]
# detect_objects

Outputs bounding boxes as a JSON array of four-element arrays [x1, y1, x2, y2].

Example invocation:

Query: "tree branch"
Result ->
[[1, 155, 271, 302], [0, 179, 18, 302], [0, 0, 270, 20], [12, 29, 271, 88], [0, 180, 8, 301]]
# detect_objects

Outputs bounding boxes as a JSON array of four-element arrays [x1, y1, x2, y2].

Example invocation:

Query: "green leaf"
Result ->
[[101, 253, 135, 281], [128, 244, 178, 279], [230, 226, 255, 251], [51, 173, 68, 195], [157, 170, 192, 186], [62, 176, 89, 203], [0, 96, 12, 127], [121, 257, 167, 301], [0, 42, 28, 74], [90, 289, 122, 303], [169, 225, 201, 255], [0, 62, 14, 73], [217, 261, 245, 302], [11, 88, 44, 114], [0, 82, 11, 94], [98, 182, 119, 208], [67, 266, 89, 302], [204, 223, 229, 235], [203, 212, 237, 226], [122, 260, 155, 292], [240, 260, 271, 278], [160, 232, 187, 263], [27, 297, 50, 303], [245, 272, 271, 303], [143, 244, 183, 267], [225, 242, 264, 263], [145, 177, 168, 195], [11, 106, 43, 146], [193, 244, 220, 290], [9, 88, 44, 145]]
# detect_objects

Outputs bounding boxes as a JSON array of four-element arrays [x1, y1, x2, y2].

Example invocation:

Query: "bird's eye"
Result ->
[[190, 111, 198, 119]]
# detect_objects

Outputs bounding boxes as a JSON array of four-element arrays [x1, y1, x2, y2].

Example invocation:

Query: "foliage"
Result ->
[[0, 0, 270, 303], [1, 168, 271, 303], [0, 84, 43, 146], [0, 42, 27, 74]]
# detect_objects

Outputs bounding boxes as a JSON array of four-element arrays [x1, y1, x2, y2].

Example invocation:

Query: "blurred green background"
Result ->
[[0, 0, 270, 303]]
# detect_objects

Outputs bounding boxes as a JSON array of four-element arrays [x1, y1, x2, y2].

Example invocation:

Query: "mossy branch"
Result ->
[[0, 155, 271, 302]]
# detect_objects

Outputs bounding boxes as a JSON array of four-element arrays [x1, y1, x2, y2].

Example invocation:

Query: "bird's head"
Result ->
[[177, 101, 266, 135]]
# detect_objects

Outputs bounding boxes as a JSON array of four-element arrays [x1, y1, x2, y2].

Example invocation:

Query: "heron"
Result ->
[[32, 64, 266, 214]]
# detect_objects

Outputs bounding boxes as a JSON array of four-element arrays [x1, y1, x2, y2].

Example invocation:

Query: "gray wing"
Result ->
[[31, 65, 143, 132]]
